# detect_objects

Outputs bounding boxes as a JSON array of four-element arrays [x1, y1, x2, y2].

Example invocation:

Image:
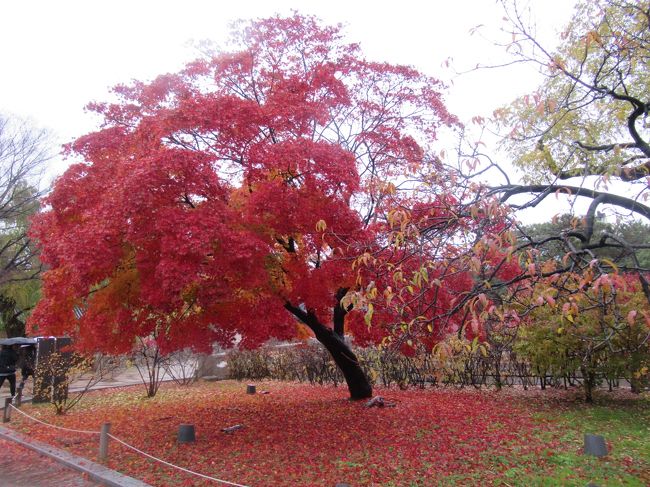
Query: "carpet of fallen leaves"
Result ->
[[2, 381, 598, 486]]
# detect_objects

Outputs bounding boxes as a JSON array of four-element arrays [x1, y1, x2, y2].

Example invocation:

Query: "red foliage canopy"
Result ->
[[29, 14, 457, 354]]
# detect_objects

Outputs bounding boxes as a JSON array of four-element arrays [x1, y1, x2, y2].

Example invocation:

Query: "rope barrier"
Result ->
[[8, 404, 98, 435], [107, 433, 251, 487], [6, 403, 252, 487]]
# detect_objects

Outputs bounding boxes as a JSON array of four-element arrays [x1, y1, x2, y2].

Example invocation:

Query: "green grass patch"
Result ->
[[487, 391, 650, 486]]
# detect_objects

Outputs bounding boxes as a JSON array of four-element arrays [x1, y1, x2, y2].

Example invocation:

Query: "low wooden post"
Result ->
[[98, 422, 111, 461], [14, 384, 23, 407], [3, 397, 12, 423]]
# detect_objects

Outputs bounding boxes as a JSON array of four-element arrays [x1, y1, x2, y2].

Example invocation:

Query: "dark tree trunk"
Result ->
[[285, 289, 372, 400], [581, 365, 595, 403], [332, 288, 349, 338], [630, 377, 642, 394], [0, 295, 26, 337]]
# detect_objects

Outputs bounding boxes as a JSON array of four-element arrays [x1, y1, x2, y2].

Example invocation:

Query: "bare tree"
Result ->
[[0, 115, 53, 336], [458, 0, 650, 301], [434, 0, 650, 399]]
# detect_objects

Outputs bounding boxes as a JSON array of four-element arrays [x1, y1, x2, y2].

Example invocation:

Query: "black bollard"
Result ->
[[584, 434, 607, 457], [246, 384, 256, 394], [178, 424, 196, 443]]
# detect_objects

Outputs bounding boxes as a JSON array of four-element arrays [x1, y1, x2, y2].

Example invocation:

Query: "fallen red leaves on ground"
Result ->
[[8, 381, 564, 486]]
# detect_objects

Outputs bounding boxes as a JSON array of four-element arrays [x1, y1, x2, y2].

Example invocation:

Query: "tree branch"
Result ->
[[496, 184, 650, 221]]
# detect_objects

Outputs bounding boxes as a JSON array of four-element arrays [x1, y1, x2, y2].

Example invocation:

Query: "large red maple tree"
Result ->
[[29, 14, 457, 399]]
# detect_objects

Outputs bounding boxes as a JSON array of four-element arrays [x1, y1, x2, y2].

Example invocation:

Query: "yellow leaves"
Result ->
[[364, 303, 374, 327], [393, 269, 404, 285], [366, 282, 378, 300], [367, 367, 379, 383], [578, 268, 594, 290], [383, 286, 394, 307], [420, 267, 429, 283], [386, 208, 410, 229], [432, 335, 489, 367], [339, 291, 357, 311], [585, 30, 603, 48], [315, 219, 327, 232], [352, 252, 376, 270], [180, 281, 199, 303], [470, 199, 504, 223], [383, 181, 397, 195], [432, 341, 448, 362], [392, 231, 405, 248], [633, 366, 649, 379], [501, 230, 517, 247], [410, 265, 430, 289]]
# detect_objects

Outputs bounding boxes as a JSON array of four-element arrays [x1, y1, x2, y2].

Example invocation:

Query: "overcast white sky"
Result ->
[[0, 0, 577, 186]]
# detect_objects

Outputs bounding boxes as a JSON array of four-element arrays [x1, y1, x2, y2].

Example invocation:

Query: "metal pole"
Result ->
[[3, 397, 12, 423], [98, 422, 111, 461]]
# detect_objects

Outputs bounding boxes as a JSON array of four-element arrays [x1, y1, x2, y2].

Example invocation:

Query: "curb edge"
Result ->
[[0, 424, 152, 487]]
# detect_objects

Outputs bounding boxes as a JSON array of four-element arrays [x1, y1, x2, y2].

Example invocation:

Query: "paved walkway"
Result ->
[[0, 438, 100, 486], [0, 365, 175, 403], [0, 367, 159, 487]]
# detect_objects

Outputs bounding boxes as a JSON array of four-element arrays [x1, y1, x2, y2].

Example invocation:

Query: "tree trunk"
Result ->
[[630, 377, 642, 394], [285, 291, 372, 400], [581, 365, 595, 403], [0, 295, 26, 337]]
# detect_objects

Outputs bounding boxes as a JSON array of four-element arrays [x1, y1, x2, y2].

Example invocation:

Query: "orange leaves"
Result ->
[[585, 29, 604, 48]]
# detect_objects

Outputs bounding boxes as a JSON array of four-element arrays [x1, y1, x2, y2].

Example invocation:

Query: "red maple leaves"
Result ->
[[8, 382, 563, 486], [29, 14, 457, 355]]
